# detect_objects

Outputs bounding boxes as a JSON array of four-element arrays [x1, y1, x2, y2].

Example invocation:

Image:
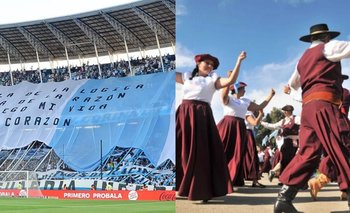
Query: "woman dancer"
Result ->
[[244, 109, 266, 187], [217, 79, 275, 186], [176, 51, 246, 202]]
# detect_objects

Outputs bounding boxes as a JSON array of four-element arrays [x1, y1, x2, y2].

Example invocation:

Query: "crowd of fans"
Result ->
[[0, 141, 175, 189], [0, 54, 175, 86]]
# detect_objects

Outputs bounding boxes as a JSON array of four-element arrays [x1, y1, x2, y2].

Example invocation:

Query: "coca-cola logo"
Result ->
[[159, 192, 175, 201], [128, 190, 138, 200]]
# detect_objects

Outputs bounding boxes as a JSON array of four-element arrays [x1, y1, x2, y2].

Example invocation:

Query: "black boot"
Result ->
[[268, 170, 275, 182], [274, 185, 300, 213]]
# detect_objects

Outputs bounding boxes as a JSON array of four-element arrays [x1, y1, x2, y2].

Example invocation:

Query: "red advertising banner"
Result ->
[[0, 189, 175, 201]]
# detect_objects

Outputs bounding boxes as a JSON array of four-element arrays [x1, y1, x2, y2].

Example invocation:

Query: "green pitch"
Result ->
[[0, 197, 175, 213]]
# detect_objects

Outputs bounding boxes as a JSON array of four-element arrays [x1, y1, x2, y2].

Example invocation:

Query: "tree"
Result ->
[[255, 107, 284, 148]]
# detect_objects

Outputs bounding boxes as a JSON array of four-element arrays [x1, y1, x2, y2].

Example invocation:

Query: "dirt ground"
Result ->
[[176, 174, 349, 213]]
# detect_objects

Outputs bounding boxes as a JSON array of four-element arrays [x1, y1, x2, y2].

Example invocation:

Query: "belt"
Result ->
[[302, 91, 342, 106]]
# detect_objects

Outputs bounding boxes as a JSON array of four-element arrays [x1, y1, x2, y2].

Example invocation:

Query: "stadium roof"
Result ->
[[0, 0, 175, 65]]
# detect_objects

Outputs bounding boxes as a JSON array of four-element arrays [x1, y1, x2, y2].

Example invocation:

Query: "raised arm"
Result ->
[[215, 51, 247, 90], [261, 119, 283, 130], [246, 110, 264, 126], [248, 89, 275, 111], [221, 71, 234, 105], [221, 84, 230, 105], [284, 63, 301, 95]]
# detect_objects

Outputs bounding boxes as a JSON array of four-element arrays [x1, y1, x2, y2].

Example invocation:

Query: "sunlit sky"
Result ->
[[0, 0, 140, 25], [2, 0, 350, 119], [176, 0, 350, 120]]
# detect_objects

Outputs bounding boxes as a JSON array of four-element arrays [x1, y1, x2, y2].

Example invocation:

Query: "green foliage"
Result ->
[[0, 198, 175, 213], [268, 107, 285, 123], [255, 107, 285, 148]]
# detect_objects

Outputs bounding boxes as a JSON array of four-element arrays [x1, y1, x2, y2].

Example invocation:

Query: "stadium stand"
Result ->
[[0, 0, 175, 193], [0, 54, 175, 86]]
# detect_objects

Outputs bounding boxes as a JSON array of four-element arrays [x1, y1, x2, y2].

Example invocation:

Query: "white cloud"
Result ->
[[239, 56, 300, 92], [240, 54, 303, 113], [176, 43, 196, 69], [245, 84, 302, 117], [176, 4, 188, 16]]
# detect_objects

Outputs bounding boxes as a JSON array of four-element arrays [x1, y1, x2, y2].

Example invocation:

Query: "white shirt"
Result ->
[[258, 151, 264, 163], [182, 72, 219, 103], [261, 115, 301, 140], [261, 115, 301, 130], [289, 40, 350, 91], [223, 96, 251, 119], [245, 111, 255, 130], [275, 135, 284, 150]]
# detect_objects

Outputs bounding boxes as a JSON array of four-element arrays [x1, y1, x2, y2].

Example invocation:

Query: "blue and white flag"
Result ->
[[0, 72, 175, 171], [269, 129, 279, 140], [262, 135, 269, 146]]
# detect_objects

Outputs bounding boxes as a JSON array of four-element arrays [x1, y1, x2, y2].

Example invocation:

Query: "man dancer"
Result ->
[[307, 74, 350, 201], [276, 23, 350, 212]]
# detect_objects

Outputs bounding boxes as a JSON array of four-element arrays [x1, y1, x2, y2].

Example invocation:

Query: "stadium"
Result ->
[[0, 0, 175, 212]]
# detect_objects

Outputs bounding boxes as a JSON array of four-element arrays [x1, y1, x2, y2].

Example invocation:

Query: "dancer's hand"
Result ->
[[283, 85, 291, 94]]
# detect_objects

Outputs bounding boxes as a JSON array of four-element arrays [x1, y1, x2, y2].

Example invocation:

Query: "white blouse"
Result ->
[[245, 111, 255, 130], [223, 95, 251, 119], [182, 72, 219, 104], [261, 115, 301, 130], [261, 115, 301, 140]]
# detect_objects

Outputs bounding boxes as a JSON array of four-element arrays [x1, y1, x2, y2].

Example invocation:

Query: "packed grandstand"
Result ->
[[0, 0, 175, 196]]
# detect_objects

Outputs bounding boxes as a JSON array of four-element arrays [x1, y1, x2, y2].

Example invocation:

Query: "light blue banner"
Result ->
[[0, 72, 175, 172]]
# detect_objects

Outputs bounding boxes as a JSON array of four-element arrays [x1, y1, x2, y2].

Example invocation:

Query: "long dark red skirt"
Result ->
[[261, 148, 272, 173], [280, 100, 350, 191], [176, 100, 232, 200], [279, 138, 298, 175], [217, 116, 247, 186], [243, 129, 260, 181]]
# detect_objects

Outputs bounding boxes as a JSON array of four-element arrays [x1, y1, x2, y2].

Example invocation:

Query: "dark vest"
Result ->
[[297, 43, 342, 99], [281, 116, 299, 137]]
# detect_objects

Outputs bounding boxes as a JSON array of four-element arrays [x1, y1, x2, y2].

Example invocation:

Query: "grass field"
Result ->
[[0, 197, 175, 213]]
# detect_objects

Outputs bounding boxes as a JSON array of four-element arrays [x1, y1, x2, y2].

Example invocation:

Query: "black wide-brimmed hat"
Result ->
[[194, 54, 220, 70], [299, 23, 340, 43], [342, 74, 349, 80]]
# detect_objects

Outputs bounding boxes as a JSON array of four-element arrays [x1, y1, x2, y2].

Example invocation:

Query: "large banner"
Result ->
[[0, 72, 175, 171]]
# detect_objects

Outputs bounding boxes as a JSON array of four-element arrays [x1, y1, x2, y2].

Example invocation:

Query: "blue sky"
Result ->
[[176, 0, 350, 121]]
